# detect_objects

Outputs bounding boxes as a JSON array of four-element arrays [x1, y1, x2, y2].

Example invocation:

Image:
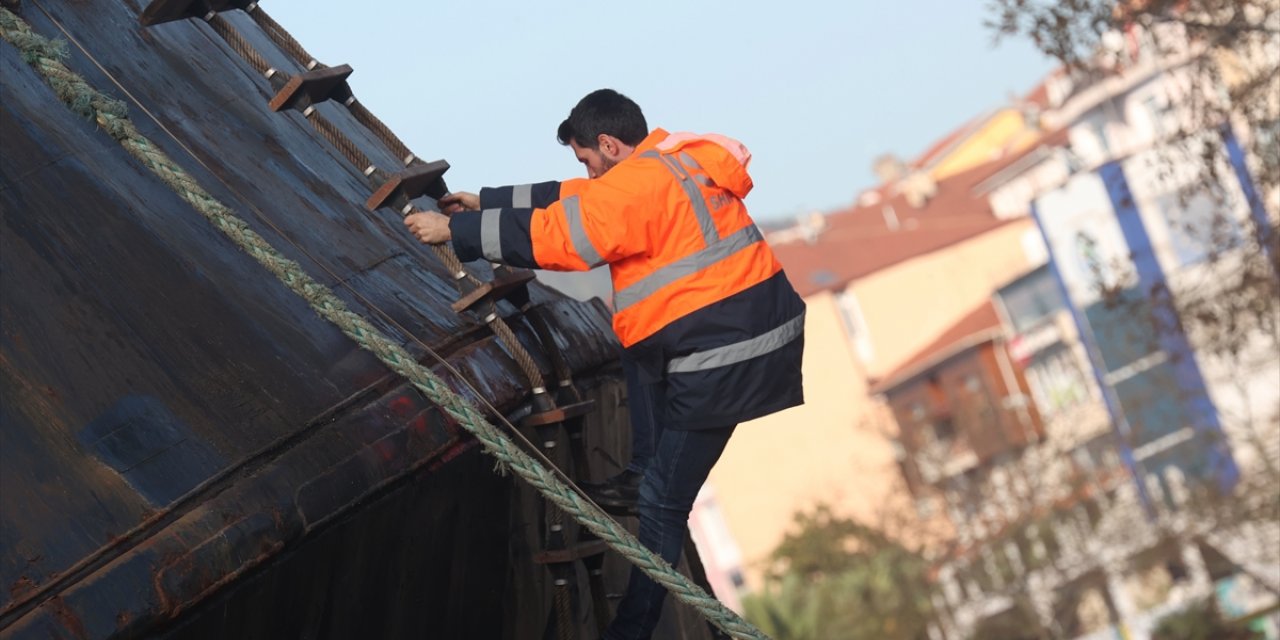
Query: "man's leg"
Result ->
[[604, 424, 737, 640], [622, 355, 657, 474], [583, 356, 657, 512]]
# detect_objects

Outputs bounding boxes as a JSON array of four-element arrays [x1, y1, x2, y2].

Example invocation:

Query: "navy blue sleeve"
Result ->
[[478, 181, 562, 209], [448, 208, 537, 268]]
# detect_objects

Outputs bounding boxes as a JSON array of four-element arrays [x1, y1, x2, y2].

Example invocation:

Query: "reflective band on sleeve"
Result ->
[[614, 224, 764, 311], [667, 312, 805, 373], [564, 196, 605, 267], [512, 183, 533, 208], [481, 209, 503, 261]]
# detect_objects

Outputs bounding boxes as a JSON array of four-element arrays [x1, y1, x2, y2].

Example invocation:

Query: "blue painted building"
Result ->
[[1029, 130, 1273, 505]]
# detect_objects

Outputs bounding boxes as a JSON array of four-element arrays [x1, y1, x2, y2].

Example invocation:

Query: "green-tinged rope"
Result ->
[[0, 9, 768, 639]]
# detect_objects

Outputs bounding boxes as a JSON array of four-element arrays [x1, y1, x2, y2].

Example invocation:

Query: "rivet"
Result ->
[[363, 165, 376, 176]]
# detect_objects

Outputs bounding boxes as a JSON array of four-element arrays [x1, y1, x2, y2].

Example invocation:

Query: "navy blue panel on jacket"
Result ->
[[627, 270, 806, 430], [448, 208, 537, 268], [479, 181, 562, 210]]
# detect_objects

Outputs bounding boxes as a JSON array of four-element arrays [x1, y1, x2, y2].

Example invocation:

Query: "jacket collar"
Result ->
[[632, 128, 670, 156]]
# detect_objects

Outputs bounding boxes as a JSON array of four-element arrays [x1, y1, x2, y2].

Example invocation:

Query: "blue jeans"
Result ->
[[608, 359, 736, 639], [622, 356, 656, 475]]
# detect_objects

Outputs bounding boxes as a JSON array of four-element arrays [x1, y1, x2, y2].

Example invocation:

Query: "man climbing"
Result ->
[[404, 88, 805, 640]]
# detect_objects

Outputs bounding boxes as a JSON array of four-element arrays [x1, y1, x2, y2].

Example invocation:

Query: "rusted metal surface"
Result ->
[[0, 1, 727, 638]]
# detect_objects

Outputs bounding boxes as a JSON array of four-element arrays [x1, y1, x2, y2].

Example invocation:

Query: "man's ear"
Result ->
[[598, 134, 619, 158]]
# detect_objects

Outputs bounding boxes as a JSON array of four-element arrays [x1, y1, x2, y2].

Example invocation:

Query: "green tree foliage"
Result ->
[[742, 504, 936, 640], [1151, 597, 1262, 640]]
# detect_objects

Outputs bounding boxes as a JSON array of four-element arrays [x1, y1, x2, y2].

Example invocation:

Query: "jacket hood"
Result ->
[[656, 132, 754, 199]]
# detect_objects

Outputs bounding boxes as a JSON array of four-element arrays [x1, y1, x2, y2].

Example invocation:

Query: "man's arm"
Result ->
[[406, 181, 587, 253], [441, 179, 590, 213], [438, 177, 643, 271]]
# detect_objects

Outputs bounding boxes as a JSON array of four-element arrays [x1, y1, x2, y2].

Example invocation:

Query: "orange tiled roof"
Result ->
[[872, 301, 1004, 394], [773, 159, 1017, 297]]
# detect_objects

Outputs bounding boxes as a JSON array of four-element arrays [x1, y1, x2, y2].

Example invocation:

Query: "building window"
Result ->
[[1025, 344, 1089, 417], [1154, 191, 1243, 267], [1072, 230, 1125, 295], [926, 417, 956, 444], [1091, 121, 1111, 156], [954, 372, 998, 444], [1142, 95, 1169, 139], [835, 290, 874, 363], [999, 266, 1064, 334]]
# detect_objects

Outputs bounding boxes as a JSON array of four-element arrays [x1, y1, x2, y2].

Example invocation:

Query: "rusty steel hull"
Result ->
[[0, 1, 730, 638]]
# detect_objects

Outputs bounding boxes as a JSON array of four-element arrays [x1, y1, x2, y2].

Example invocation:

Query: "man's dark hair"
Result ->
[[556, 89, 648, 149]]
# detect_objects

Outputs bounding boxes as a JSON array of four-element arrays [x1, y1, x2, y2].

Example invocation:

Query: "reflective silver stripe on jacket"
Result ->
[[563, 196, 605, 267], [678, 151, 701, 171], [480, 209, 503, 261], [667, 312, 805, 373], [512, 183, 533, 208], [613, 223, 764, 311], [679, 152, 713, 185], [641, 150, 718, 245]]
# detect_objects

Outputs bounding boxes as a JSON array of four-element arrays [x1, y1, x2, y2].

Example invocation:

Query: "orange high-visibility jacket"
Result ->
[[450, 129, 804, 428]]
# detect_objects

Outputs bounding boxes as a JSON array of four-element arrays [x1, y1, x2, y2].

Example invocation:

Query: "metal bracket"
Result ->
[[139, 0, 254, 26], [365, 160, 451, 211], [520, 399, 597, 429], [452, 269, 536, 314], [268, 64, 353, 112]]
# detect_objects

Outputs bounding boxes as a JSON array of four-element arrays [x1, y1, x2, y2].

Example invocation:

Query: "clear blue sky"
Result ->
[[272, 1, 1057, 222]]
